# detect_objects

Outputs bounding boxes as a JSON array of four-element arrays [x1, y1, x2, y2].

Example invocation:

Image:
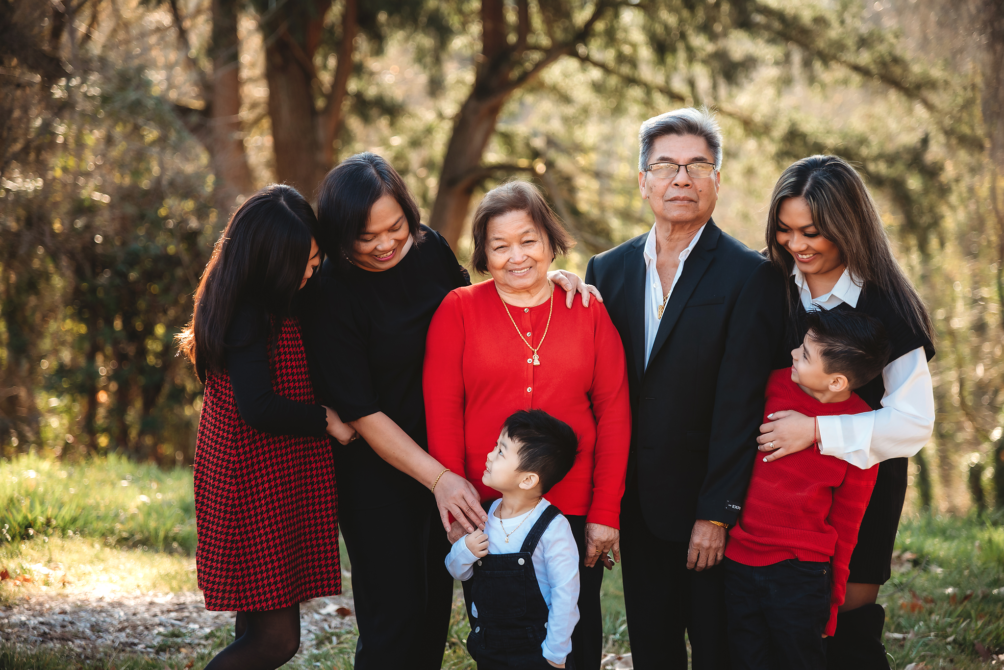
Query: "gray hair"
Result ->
[[638, 107, 723, 172]]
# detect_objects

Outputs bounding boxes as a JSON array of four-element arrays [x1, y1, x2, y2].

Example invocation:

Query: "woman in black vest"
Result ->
[[756, 155, 935, 669]]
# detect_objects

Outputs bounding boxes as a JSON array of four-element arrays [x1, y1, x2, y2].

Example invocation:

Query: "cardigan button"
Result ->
[[523, 308, 529, 313], [518, 558, 525, 565], [527, 387, 532, 392]]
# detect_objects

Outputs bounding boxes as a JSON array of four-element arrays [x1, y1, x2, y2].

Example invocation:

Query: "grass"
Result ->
[[0, 453, 196, 555], [1, 455, 1002, 668]]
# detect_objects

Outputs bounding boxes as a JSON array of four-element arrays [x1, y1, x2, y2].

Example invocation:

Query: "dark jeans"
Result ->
[[724, 558, 831, 670]]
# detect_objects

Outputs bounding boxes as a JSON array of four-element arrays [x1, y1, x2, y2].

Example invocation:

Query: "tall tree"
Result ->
[[254, 0, 358, 194]]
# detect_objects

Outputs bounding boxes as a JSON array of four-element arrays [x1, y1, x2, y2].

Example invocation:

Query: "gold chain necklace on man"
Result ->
[[657, 290, 671, 320], [498, 498, 541, 543], [499, 280, 554, 366]]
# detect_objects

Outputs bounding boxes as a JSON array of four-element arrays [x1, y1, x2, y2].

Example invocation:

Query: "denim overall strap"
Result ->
[[520, 504, 562, 555]]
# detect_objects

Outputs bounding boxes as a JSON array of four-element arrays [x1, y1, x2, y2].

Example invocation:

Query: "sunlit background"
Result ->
[[1, 0, 1002, 667]]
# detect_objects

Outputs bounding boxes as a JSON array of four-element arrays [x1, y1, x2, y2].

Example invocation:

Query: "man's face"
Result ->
[[638, 134, 720, 228]]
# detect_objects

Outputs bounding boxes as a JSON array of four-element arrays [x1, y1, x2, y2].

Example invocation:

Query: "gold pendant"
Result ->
[[657, 304, 665, 319], [505, 537, 509, 543], [532, 353, 540, 366]]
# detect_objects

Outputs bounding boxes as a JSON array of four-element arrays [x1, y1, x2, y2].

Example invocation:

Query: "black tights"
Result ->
[[204, 604, 300, 670]]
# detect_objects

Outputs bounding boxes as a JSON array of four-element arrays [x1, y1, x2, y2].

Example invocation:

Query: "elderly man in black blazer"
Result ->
[[585, 108, 784, 669]]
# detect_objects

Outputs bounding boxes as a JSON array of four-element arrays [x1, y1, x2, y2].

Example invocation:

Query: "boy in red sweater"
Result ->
[[724, 309, 891, 670]]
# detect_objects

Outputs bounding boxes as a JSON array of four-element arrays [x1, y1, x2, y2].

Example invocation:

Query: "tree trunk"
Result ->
[[428, 0, 512, 248], [262, 0, 333, 196], [208, 0, 253, 217], [912, 449, 933, 511], [429, 96, 508, 248]]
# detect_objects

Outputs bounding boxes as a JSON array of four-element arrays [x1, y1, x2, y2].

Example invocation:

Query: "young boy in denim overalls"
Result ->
[[446, 409, 580, 669]]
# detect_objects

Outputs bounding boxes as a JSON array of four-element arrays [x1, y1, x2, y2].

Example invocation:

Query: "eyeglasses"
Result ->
[[645, 162, 717, 179]]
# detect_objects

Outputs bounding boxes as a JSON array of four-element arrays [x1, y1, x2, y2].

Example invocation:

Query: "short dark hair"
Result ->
[[315, 153, 424, 270], [470, 181, 574, 275], [804, 309, 892, 390], [501, 409, 578, 495]]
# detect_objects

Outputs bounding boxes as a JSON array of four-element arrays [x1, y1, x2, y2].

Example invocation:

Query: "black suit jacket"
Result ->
[[586, 220, 785, 542]]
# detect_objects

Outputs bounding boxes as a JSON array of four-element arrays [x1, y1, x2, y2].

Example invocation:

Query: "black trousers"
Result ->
[[723, 558, 830, 670], [566, 514, 606, 670], [620, 487, 729, 670], [338, 494, 454, 670]]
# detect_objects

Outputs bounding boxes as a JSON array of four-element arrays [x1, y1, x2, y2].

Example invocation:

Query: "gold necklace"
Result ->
[[498, 498, 542, 543], [498, 281, 554, 366]]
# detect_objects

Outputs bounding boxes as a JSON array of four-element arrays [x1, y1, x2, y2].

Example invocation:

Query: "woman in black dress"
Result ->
[[755, 156, 935, 669], [179, 185, 356, 670], [302, 153, 600, 670]]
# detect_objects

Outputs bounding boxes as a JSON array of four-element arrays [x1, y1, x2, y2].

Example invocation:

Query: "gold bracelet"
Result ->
[[708, 520, 730, 529], [430, 468, 450, 493]]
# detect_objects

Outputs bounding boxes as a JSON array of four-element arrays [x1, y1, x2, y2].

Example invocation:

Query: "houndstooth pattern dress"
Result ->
[[194, 316, 341, 611]]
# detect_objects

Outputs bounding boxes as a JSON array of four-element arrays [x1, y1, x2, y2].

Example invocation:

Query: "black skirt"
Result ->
[[847, 457, 908, 585]]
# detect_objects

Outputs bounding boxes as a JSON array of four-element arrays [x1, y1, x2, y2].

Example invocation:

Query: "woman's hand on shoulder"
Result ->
[[434, 471, 487, 534], [547, 269, 603, 309], [757, 410, 815, 462], [324, 406, 358, 445]]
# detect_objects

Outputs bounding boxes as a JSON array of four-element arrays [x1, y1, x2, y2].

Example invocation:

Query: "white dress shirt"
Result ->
[[445, 498, 580, 665], [643, 223, 707, 369], [792, 266, 935, 469]]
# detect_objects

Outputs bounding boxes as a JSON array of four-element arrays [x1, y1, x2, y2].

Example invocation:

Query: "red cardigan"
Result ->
[[423, 280, 631, 528], [726, 369, 878, 636]]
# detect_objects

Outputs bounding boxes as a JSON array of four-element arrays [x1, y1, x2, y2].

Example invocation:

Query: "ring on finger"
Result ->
[[768, 441, 774, 450]]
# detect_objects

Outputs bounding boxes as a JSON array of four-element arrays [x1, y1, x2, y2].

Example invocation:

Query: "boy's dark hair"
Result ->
[[804, 309, 892, 390], [501, 409, 578, 494]]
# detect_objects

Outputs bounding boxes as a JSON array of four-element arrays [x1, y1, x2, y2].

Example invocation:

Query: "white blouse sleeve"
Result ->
[[539, 516, 580, 665], [816, 347, 935, 469], [445, 535, 478, 582]]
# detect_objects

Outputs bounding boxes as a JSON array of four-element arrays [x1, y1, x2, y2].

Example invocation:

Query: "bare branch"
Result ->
[[515, 0, 529, 55], [452, 162, 536, 190], [487, 0, 613, 106], [167, 0, 203, 77], [320, 0, 358, 159]]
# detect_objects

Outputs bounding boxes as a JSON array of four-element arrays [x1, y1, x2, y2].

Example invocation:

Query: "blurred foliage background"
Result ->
[[1, 0, 1002, 515]]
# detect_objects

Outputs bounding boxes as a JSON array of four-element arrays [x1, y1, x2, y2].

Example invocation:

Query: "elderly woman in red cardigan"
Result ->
[[424, 181, 631, 670]]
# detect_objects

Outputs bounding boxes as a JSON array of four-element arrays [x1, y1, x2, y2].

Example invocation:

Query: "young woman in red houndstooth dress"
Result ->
[[178, 185, 356, 670]]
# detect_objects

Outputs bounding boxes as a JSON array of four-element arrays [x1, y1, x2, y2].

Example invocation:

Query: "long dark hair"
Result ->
[[315, 152, 424, 269], [764, 155, 934, 341], [177, 184, 322, 382]]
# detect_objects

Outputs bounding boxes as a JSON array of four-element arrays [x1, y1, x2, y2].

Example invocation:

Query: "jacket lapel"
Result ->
[[646, 221, 721, 372], [622, 236, 648, 385]]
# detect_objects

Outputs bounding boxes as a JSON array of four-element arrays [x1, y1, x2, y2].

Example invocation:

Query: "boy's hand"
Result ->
[[546, 661, 565, 668], [465, 528, 489, 558]]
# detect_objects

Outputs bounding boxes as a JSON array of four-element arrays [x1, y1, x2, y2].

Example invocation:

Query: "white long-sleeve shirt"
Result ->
[[792, 266, 935, 469], [643, 222, 707, 369], [445, 498, 580, 665]]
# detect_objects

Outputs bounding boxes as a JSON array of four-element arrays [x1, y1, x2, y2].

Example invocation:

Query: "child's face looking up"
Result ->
[[483, 431, 538, 494], [791, 330, 848, 395]]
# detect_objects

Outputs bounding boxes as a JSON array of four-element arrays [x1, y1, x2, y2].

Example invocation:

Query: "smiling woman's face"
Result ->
[[351, 193, 413, 272], [485, 209, 552, 295], [775, 196, 844, 279]]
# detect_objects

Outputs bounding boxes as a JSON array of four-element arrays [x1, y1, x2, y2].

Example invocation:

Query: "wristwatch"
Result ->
[[708, 520, 730, 529]]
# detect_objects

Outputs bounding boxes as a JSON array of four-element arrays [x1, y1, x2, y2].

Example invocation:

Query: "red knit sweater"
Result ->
[[725, 369, 878, 636], [423, 280, 631, 528]]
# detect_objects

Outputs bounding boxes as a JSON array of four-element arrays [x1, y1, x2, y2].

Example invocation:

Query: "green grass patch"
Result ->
[[0, 453, 196, 555], [881, 512, 1004, 669]]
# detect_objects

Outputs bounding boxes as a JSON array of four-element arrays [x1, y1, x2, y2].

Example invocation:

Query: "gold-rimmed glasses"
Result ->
[[645, 161, 717, 179]]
